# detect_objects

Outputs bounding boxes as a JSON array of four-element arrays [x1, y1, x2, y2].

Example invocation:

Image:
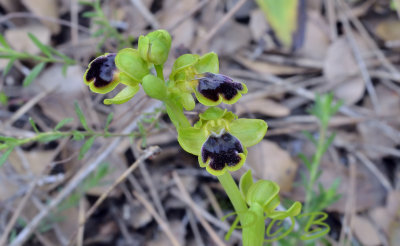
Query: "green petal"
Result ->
[[194, 52, 219, 74], [179, 92, 195, 111], [115, 48, 149, 82], [177, 127, 207, 155], [170, 54, 199, 80], [199, 107, 226, 121], [230, 119, 267, 147], [103, 85, 140, 105]]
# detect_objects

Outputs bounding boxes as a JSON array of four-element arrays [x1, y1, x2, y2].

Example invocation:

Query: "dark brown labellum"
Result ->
[[85, 54, 117, 88], [197, 72, 243, 101], [201, 132, 243, 171]]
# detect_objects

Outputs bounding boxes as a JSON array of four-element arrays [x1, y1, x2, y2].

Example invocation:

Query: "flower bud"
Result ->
[[138, 29, 171, 65]]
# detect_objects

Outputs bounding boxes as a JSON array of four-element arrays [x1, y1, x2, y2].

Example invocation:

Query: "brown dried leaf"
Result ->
[[237, 55, 310, 75], [236, 98, 290, 117], [29, 65, 86, 124], [375, 20, 400, 42], [5, 25, 51, 54], [21, 0, 60, 34], [8, 150, 54, 175], [249, 10, 268, 41], [244, 140, 298, 192], [323, 35, 367, 104], [352, 215, 382, 246], [298, 11, 330, 60], [208, 20, 251, 56]]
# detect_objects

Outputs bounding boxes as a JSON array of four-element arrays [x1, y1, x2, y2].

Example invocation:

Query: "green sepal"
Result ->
[[142, 74, 167, 100], [169, 54, 199, 81], [179, 92, 195, 111], [138, 30, 171, 65], [239, 169, 254, 199], [177, 127, 207, 155], [230, 119, 267, 147], [194, 52, 219, 74], [246, 180, 280, 209], [115, 48, 149, 83], [104, 85, 140, 105]]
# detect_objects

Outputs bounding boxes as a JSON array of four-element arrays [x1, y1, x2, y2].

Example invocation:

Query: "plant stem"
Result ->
[[217, 172, 248, 221], [154, 64, 164, 80], [304, 124, 327, 213]]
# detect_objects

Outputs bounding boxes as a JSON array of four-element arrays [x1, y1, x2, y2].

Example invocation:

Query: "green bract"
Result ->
[[142, 74, 167, 100], [138, 29, 171, 65], [239, 170, 302, 219], [177, 107, 267, 176]]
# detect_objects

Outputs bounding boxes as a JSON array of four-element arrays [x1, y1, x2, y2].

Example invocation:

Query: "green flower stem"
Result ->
[[304, 124, 327, 213], [164, 99, 191, 129], [242, 203, 265, 246], [218, 172, 265, 246], [154, 64, 164, 80]]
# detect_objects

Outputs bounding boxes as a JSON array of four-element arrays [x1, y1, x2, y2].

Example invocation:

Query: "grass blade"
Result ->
[[23, 62, 46, 87]]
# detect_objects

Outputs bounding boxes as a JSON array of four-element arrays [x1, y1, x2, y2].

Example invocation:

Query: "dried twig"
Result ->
[[129, 0, 160, 29], [67, 146, 161, 246], [9, 102, 162, 246], [196, 0, 248, 51], [133, 191, 181, 246], [173, 172, 227, 246]]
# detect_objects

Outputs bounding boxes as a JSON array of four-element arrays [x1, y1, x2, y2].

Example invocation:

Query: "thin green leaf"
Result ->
[[61, 64, 68, 76], [28, 33, 52, 58], [92, 28, 106, 37], [72, 130, 85, 141], [74, 101, 91, 131], [79, 136, 96, 160], [104, 112, 113, 133], [82, 11, 98, 18], [54, 118, 74, 131], [298, 153, 311, 171], [3, 58, 15, 77], [323, 133, 336, 154], [37, 133, 64, 143], [23, 62, 46, 87], [0, 92, 8, 105], [0, 136, 18, 143], [0, 34, 10, 49], [29, 117, 40, 133], [0, 147, 14, 167], [302, 130, 317, 146], [79, 1, 95, 6], [46, 45, 75, 63]]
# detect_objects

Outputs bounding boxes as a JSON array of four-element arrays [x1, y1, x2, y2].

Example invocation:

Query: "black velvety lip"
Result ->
[[85, 53, 117, 88], [201, 132, 244, 171], [197, 72, 243, 101]]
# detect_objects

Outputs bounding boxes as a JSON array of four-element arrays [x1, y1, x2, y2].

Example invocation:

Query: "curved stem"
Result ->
[[217, 172, 248, 221]]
